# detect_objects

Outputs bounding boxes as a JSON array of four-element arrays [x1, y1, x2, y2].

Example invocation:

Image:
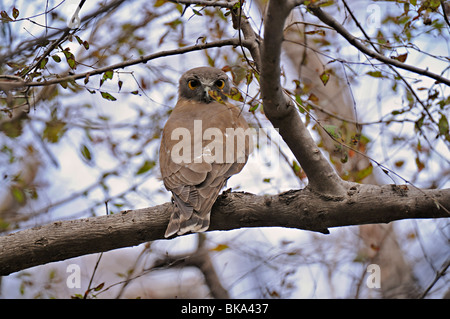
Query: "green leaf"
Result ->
[[100, 70, 114, 87], [438, 114, 449, 136], [324, 125, 342, 139], [74, 35, 83, 45], [93, 282, 105, 292], [192, 9, 202, 16], [100, 91, 117, 101], [80, 144, 93, 162], [136, 160, 156, 175], [51, 55, 61, 63], [63, 49, 76, 69], [319, 71, 330, 86], [366, 71, 385, 78], [103, 70, 114, 80], [154, 0, 167, 7], [292, 160, 301, 173], [356, 163, 373, 182], [39, 57, 48, 69], [0, 113, 27, 138], [11, 186, 26, 205], [249, 103, 259, 112], [43, 120, 66, 143]]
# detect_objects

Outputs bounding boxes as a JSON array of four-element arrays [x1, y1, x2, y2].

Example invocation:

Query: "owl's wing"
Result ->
[[159, 100, 252, 237], [160, 159, 234, 237]]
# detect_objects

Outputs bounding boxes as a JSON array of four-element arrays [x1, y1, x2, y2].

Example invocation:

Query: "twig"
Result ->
[[419, 258, 450, 299], [169, 0, 239, 9], [0, 38, 251, 90], [308, 6, 450, 86]]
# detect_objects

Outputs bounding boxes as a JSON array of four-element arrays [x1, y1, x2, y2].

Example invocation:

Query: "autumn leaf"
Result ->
[[391, 53, 408, 63], [0, 11, 13, 22], [226, 87, 244, 102], [12, 7, 19, 19], [210, 244, 229, 252]]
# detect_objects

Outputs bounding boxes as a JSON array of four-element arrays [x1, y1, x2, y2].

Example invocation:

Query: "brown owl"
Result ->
[[159, 67, 253, 237]]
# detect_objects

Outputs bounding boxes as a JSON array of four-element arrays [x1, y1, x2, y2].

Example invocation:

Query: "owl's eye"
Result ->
[[188, 79, 200, 90], [215, 79, 225, 90]]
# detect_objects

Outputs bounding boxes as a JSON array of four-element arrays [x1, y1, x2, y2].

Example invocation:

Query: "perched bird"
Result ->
[[159, 67, 253, 238]]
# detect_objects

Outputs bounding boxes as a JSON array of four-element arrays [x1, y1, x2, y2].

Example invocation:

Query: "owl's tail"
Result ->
[[164, 196, 211, 238]]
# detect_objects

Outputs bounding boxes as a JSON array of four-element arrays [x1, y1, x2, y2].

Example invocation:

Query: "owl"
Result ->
[[159, 67, 253, 237]]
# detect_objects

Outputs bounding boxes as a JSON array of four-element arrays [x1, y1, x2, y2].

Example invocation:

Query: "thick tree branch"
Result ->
[[259, 0, 347, 197], [308, 6, 450, 87], [1, 184, 448, 276]]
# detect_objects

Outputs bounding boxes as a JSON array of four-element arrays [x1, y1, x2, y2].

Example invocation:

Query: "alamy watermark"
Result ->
[[168, 120, 281, 167], [366, 264, 381, 289], [66, 263, 81, 289]]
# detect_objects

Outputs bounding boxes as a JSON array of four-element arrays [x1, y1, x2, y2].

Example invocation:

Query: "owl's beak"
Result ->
[[203, 86, 212, 102]]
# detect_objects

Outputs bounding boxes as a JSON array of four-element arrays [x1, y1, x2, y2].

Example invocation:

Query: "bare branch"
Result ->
[[169, 0, 239, 9], [308, 6, 450, 87], [0, 38, 251, 90]]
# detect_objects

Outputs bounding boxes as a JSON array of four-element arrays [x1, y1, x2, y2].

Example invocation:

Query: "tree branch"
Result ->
[[260, 0, 347, 197], [1, 184, 448, 276], [152, 234, 230, 299], [0, 38, 252, 90], [169, 0, 239, 9], [308, 5, 450, 86]]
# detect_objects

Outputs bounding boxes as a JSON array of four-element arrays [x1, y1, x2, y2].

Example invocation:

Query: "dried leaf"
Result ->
[[12, 7, 19, 19], [391, 53, 408, 63]]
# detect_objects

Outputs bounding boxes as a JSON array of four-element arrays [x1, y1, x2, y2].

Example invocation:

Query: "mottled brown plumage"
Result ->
[[159, 67, 252, 237]]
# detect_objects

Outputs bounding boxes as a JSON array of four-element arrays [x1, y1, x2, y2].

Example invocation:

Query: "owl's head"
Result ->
[[178, 67, 231, 103]]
